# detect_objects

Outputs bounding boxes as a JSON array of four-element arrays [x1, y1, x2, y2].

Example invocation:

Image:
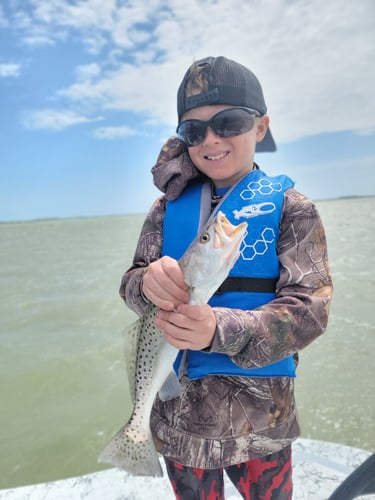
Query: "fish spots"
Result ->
[[98, 213, 247, 476]]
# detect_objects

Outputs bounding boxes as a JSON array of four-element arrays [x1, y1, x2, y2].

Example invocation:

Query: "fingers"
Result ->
[[142, 256, 189, 310], [154, 304, 216, 351]]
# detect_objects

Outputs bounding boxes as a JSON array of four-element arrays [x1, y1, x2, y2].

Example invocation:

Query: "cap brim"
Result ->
[[255, 128, 276, 153]]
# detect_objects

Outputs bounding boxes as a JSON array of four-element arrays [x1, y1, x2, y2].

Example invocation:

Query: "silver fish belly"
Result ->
[[98, 211, 248, 477]]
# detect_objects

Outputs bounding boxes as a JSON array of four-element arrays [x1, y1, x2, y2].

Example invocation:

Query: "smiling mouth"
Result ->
[[205, 152, 229, 161]]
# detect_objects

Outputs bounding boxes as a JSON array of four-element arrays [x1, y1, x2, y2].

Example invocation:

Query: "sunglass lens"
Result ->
[[177, 121, 205, 146], [212, 109, 256, 138]]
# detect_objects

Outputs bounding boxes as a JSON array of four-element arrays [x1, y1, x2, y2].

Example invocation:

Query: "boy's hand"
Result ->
[[142, 256, 189, 311], [154, 304, 216, 351]]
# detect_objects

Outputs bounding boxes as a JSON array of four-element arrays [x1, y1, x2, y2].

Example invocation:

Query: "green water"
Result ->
[[0, 199, 374, 488]]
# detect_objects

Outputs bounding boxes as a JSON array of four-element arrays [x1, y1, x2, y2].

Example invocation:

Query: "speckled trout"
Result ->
[[98, 211, 247, 477]]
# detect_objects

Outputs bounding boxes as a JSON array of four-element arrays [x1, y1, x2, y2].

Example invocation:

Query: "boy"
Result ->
[[120, 56, 333, 499]]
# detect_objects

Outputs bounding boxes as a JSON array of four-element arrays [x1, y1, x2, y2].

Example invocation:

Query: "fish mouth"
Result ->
[[213, 212, 247, 251]]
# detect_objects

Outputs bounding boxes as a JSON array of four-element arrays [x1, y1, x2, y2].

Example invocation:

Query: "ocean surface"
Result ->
[[0, 197, 374, 489]]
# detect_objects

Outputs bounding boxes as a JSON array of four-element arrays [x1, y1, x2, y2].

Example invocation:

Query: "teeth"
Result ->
[[206, 152, 228, 160]]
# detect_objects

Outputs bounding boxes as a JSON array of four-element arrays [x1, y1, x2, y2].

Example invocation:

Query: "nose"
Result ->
[[202, 126, 221, 144]]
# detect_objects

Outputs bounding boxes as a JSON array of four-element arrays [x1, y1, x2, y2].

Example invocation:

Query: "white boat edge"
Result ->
[[0, 438, 374, 500]]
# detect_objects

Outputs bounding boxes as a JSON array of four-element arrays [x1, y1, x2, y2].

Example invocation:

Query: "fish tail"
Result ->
[[98, 424, 163, 477]]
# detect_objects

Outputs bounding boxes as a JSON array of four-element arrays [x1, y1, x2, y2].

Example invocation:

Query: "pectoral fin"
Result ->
[[158, 371, 182, 401]]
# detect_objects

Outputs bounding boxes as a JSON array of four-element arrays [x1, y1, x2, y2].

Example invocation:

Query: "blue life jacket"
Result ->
[[162, 169, 296, 380]]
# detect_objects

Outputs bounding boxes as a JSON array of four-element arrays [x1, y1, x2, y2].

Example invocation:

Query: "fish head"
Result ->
[[212, 211, 248, 264], [180, 211, 247, 304]]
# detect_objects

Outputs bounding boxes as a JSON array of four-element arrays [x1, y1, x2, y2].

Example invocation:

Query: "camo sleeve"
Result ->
[[210, 188, 333, 366], [119, 136, 203, 317], [119, 197, 166, 316]]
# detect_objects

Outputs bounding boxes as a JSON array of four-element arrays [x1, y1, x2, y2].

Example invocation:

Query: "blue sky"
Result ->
[[1, 0, 374, 221]]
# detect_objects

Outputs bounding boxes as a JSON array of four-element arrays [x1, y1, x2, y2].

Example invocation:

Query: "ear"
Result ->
[[256, 115, 270, 143]]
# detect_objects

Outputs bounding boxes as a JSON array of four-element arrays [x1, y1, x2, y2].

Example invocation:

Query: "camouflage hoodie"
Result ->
[[120, 137, 333, 469]]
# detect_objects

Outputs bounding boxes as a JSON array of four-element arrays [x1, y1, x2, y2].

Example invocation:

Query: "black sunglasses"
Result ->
[[176, 107, 261, 147]]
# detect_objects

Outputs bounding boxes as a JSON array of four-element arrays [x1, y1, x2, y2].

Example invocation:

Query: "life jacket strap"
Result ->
[[215, 277, 277, 295]]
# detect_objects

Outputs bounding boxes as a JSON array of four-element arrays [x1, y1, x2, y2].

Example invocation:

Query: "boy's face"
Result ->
[[182, 105, 269, 188]]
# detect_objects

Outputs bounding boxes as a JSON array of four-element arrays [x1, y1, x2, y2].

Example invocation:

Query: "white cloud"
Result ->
[[7, 0, 375, 141], [21, 109, 101, 130], [11, 0, 149, 48], [0, 63, 21, 77], [75, 63, 101, 81], [93, 125, 139, 139], [58, 60, 185, 121]]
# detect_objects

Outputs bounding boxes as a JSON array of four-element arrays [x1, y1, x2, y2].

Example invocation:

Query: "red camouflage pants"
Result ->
[[164, 445, 292, 500]]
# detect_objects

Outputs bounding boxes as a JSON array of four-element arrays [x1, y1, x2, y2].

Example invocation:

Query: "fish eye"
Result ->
[[199, 232, 210, 244]]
